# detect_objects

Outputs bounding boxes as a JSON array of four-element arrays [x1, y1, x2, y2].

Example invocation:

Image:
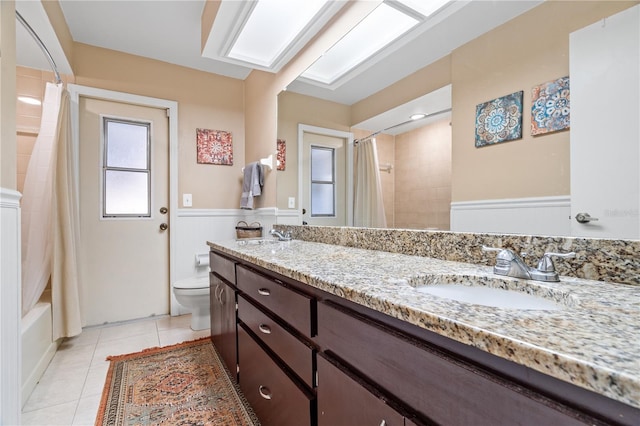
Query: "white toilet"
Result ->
[[172, 276, 210, 331]]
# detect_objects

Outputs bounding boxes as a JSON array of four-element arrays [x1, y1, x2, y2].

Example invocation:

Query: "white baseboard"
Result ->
[[450, 196, 571, 236]]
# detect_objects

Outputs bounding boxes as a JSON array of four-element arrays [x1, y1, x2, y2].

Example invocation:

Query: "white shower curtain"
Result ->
[[21, 83, 82, 338], [51, 88, 82, 339], [354, 138, 387, 228], [21, 82, 62, 315]]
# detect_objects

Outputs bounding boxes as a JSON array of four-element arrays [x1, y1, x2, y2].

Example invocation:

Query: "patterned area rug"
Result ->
[[96, 338, 259, 425]]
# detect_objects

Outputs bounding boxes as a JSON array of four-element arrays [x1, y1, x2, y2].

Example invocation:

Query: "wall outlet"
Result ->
[[183, 193, 192, 207], [288, 197, 296, 209]]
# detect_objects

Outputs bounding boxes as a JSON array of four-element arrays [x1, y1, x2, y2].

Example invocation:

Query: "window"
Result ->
[[102, 118, 151, 218], [310, 146, 335, 216]]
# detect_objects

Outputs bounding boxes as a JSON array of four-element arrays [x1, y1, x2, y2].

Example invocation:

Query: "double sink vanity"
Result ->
[[207, 226, 639, 425]]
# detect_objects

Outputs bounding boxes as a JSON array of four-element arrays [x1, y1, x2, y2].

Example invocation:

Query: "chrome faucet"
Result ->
[[482, 246, 575, 282], [269, 228, 292, 241]]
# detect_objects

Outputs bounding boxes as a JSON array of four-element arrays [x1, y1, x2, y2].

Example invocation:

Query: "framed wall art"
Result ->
[[277, 139, 286, 171], [475, 91, 523, 147], [196, 128, 233, 165], [531, 76, 570, 136]]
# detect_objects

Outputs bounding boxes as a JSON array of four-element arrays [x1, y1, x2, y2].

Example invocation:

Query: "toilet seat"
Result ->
[[173, 276, 208, 289]]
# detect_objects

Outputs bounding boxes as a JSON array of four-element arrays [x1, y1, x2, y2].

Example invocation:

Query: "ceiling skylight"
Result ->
[[396, 0, 450, 18], [227, 0, 328, 68], [300, 2, 420, 85]]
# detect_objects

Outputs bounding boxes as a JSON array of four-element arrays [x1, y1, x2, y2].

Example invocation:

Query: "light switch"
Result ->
[[183, 193, 192, 207], [288, 197, 296, 209]]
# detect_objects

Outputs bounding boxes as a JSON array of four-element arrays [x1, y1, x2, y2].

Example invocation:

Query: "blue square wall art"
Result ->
[[475, 91, 523, 147], [531, 76, 570, 136]]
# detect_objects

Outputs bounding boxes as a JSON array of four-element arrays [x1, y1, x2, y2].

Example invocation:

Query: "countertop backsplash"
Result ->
[[274, 225, 640, 286]]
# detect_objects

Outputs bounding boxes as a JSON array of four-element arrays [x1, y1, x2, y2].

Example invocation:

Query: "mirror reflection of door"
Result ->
[[299, 125, 353, 226], [570, 5, 639, 240]]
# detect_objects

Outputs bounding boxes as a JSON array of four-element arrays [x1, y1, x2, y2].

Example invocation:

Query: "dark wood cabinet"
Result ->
[[236, 264, 315, 338], [209, 253, 238, 380], [317, 354, 405, 426], [234, 264, 316, 425], [317, 300, 600, 426], [238, 295, 314, 388], [210, 251, 235, 284], [238, 325, 313, 426]]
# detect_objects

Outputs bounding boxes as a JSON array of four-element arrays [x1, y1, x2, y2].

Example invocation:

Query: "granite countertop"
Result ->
[[208, 239, 640, 409]]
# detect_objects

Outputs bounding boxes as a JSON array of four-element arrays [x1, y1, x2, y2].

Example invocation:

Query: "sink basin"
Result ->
[[407, 273, 571, 311], [415, 284, 562, 310]]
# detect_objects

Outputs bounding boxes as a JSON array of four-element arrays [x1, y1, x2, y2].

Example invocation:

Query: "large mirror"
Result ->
[[276, 0, 639, 239]]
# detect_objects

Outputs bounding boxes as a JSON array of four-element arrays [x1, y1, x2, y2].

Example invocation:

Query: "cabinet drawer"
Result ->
[[238, 326, 312, 426], [236, 265, 313, 337], [238, 296, 314, 388], [317, 355, 404, 426], [210, 251, 235, 284], [318, 301, 588, 426]]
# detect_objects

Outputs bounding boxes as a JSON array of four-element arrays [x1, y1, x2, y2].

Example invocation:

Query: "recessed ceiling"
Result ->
[[300, 2, 420, 86], [16, 0, 543, 124], [203, 0, 347, 73]]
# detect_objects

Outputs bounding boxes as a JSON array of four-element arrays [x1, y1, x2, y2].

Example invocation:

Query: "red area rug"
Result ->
[[96, 338, 259, 425]]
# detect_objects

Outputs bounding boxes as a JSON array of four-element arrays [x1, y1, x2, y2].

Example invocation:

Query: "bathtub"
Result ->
[[21, 290, 59, 406]]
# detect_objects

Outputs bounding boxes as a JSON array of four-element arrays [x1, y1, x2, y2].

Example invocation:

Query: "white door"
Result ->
[[79, 96, 170, 325], [300, 125, 353, 226], [569, 5, 639, 240]]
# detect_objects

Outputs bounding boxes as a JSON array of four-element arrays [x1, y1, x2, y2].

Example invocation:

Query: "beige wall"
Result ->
[[1, 0, 17, 190], [244, 70, 279, 208], [277, 91, 352, 210], [72, 43, 245, 209], [351, 55, 452, 126], [451, 0, 636, 202], [395, 118, 451, 229], [351, 1, 637, 204]]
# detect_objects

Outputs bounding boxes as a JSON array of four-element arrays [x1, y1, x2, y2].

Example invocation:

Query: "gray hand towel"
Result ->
[[240, 161, 263, 209]]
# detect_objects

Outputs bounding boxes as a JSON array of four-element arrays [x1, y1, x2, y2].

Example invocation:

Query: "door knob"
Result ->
[[575, 213, 599, 223], [159, 207, 168, 214], [159, 223, 168, 231]]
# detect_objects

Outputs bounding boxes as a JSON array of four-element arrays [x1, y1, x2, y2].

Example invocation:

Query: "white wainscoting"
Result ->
[[1, 188, 22, 424], [450, 196, 571, 236], [275, 208, 301, 226], [171, 208, 280, 315]]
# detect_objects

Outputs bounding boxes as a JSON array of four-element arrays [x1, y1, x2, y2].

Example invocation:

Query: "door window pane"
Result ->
[[310, 146, 335, 217], [311, 183, 335, 216], [311, 147, 334, 181], [103, 118, 151, 218], [105, 120, 149, 169], [104, 170, 149, 215]]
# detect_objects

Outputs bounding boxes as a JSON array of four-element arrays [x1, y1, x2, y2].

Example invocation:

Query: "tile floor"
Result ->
[[21, 314, 210, 426]]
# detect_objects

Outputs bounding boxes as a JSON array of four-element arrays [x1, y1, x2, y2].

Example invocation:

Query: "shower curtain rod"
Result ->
[[354, 107, 452, 144], [16, 10, 62, 84]]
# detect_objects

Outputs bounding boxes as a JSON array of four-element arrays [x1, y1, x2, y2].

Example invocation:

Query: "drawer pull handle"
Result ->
[[258, 324, 272, 334], [258, 385, 272, 400], [257, 288, 271, 296]]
